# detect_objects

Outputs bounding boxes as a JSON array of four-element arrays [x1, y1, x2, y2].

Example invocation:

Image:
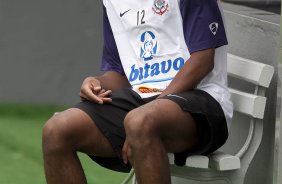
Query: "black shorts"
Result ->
[[73, 88, 228, 173]]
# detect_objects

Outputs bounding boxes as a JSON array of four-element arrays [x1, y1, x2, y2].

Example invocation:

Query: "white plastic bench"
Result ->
[[123, 54, 274, 184]]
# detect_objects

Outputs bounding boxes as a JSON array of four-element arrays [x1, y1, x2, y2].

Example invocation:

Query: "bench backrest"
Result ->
[[227, 54, 274, 119], [226, 54, 274, 160]]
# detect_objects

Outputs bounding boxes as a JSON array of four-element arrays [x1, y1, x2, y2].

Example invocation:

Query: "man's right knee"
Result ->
[[42, 112, 74, 154], [42, 108, 116, 157]]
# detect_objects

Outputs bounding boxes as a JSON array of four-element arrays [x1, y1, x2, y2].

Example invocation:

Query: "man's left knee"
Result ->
[[124, 110, 160, 148]]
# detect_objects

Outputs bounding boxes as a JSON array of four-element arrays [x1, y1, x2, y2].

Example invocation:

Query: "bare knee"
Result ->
[[124, 110, 160, 149], [42, 113, 73, 153]]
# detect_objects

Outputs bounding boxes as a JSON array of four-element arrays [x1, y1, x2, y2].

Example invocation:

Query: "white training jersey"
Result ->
[[102, 0, 233, 129]]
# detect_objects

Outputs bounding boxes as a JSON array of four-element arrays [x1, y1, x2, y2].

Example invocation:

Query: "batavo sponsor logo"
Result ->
[[129, 57, 185, 82], [138, 86, 162, 93]]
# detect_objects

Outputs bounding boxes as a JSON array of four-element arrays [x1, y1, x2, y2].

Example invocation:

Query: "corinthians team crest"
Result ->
[[152, 0, 169, 16]]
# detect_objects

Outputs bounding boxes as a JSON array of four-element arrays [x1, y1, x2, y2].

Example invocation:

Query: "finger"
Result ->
[[79, 93, 88, 101], [122, 142, 129, 164], [89, 78, 101, 91], [93, 86, 102, 93], [80, 89, 103, 104], [98, 89, 106, 95], [100, 97, 112, 103], [96, 89, 112, 103], [98, 90, 112, 97], [79, 92, 89, 101], [97, 90, 112, 103], [127, 145, 133, 166]]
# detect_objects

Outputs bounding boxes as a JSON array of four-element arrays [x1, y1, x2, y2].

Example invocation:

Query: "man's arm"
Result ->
[[158, 48, 214, 98], [80, 71, 130, 104], [96, 71, 131, 91], [80, 7, 130, 104], [159, 0, 228, 98]]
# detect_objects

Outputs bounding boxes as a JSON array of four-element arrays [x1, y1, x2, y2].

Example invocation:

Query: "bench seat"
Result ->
[[168, 152, 240, 171]]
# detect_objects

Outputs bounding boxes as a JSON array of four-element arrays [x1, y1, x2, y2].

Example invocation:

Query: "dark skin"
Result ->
[[42, 48, 215, 184]]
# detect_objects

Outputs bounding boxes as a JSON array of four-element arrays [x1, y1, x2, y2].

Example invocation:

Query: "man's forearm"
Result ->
[[96, 71, 131, 91], [159, 48, 215, 97]]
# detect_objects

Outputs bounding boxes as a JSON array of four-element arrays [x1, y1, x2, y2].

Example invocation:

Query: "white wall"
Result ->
[[0, 0, 103, 105]]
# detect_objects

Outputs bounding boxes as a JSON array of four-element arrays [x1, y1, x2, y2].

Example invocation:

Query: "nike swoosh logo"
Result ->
[[120, 9, 131, 17]]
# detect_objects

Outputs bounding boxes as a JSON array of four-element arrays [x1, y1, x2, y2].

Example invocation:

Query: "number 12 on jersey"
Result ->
[[137, 10, 145, 25]]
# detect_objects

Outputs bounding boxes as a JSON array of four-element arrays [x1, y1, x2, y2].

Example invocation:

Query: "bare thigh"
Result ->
[[126, 98, 199, 153], [45, 108, 116, 157]]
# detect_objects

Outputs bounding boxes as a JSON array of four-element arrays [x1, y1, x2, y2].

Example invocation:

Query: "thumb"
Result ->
[[94, 86, 101, 91]]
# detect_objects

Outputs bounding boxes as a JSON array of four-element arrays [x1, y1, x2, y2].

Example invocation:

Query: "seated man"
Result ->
[[42, 0, 233, 183]]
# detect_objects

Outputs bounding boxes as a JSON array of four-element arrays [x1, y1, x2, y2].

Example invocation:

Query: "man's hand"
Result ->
[[79, 76, 112, 104], [122, 140, 132, 166]]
